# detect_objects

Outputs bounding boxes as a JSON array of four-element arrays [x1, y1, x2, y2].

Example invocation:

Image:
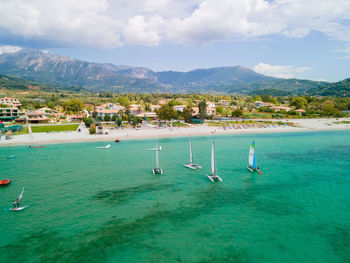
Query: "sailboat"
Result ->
[[10, 187, 28, 211], [247, 140, 262, 174], [184, 135, 201, 169], [147, 145, 162, 151], [96, 144, 111, 149], [152, 140, 163, 175], [207, 142, 223, 182]]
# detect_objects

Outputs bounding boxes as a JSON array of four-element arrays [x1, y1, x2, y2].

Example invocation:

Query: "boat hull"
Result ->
[[184, 163, 202, 169], [0, 179, 11, 186], [247, 166, 262, 174], [207, 174, 223, 182], [153, 168, 163, 175]]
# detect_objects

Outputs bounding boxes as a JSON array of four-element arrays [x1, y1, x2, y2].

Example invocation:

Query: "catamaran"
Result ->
[[152, 140, 163, 175], [247, 140, 262, 174], [207, 142, 223, 182], [184, 135, 201, 169], [10, 187, 27, 211]]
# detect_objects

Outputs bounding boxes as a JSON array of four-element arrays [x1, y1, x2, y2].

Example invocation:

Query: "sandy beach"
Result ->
[[1, 118, 350, 146]]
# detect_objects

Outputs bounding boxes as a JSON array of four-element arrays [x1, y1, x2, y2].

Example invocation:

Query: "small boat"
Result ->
[[152, 140, 163, 175], [207, 142, 223, 182], [147, 145, 162, 151], [115, 139, 120, 143], [184, 135, 201, 169], [247, 140, 262, 174], [28, 145, 44, 148], [10, 187, 28, 211], [96, 144, 111, 149], [0, 179, 11, 186]]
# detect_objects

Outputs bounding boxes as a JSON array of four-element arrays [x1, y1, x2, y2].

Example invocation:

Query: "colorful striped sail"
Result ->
[[248, 141, 256, 168]]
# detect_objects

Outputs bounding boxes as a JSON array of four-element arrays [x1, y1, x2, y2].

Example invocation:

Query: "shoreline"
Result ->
[[1, 118, 350, 146]]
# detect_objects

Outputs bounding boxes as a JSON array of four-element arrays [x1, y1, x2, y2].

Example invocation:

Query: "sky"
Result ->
[[0, 0, 350, 82]]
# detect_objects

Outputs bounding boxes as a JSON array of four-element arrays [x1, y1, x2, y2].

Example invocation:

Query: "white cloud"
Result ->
[[0, 0, 350, 48], [254, 63, 311, 78], [0, 45, 22, 55]]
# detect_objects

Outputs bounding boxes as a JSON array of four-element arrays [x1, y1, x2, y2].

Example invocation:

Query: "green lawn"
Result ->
[[172, 121, 188, 127], [15, 124, 79, 134]]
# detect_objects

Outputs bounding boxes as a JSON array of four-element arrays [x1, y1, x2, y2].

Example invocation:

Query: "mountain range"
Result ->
[[0, 48, 345, 96]]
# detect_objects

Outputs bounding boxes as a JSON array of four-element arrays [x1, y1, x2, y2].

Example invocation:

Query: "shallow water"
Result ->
[[1, 131, 350, 263]]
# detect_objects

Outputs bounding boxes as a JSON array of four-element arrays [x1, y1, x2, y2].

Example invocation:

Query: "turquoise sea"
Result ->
[[1, 131, 350, 263]]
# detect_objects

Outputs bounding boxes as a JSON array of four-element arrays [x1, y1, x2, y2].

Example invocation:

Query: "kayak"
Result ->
[[28, 146, 44, 148], [0, 179, 11, 186], [10, 206, 28, 211]]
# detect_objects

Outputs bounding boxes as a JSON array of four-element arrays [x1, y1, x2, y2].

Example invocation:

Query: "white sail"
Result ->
[[189, 136, 193, 164], [155, 141, 159, 169], [17, 187, 24, 206], [211, 142, 215, 175]]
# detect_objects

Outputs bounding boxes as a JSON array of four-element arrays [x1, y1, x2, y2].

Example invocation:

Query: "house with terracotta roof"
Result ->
[[254, 101, 274, 108], [295, 109, 306, 115], [95, 103, 125, 119], [206, 107, 216, 116], [0, 97, 22, 107], [128, 104, 144, 117]]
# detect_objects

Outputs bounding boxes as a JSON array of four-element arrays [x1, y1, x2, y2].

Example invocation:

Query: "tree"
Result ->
[[47, 101, 55, 109], [158, 104, 177, 121], [63, 99, 84, 113], [231, 109, 243, 118], [89, 126, 96, 134], [216, 106, 224, 115], [104, 114, 111, 122], [97, 116, 103, 121], [198, 100, 207, 119], [111, 114, 118, 121], [117, 96, 130, 107], [183, 106, 193, 123], [290, 97, 308, 109], [83, 116, 93, 127], [116, 118, 122, 127]]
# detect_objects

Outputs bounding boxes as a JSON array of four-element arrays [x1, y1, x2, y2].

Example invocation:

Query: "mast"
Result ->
[[189, 135, 193, 164], [156, 140, 159, 169], [211, 142, 215, 175]]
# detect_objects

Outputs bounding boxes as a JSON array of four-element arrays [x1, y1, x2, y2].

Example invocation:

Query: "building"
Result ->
[[173, 105, 186, 112], [295, 109, 306, 115], [157, 100, 167, 105], [26, 110, 50, 123], [271, 106, 292, 112], [219, 100, 229, 107], [95, 103, 126, 119], [0, 97, 22, 107], [254, 101, 274, 108], [206, 107, 216, 116], [191, 107, 199, 116], [206, 101, 216, 108], [150, 104, 161, 112], [128, 104, 144, 116], [0, 107, 20, 121]]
